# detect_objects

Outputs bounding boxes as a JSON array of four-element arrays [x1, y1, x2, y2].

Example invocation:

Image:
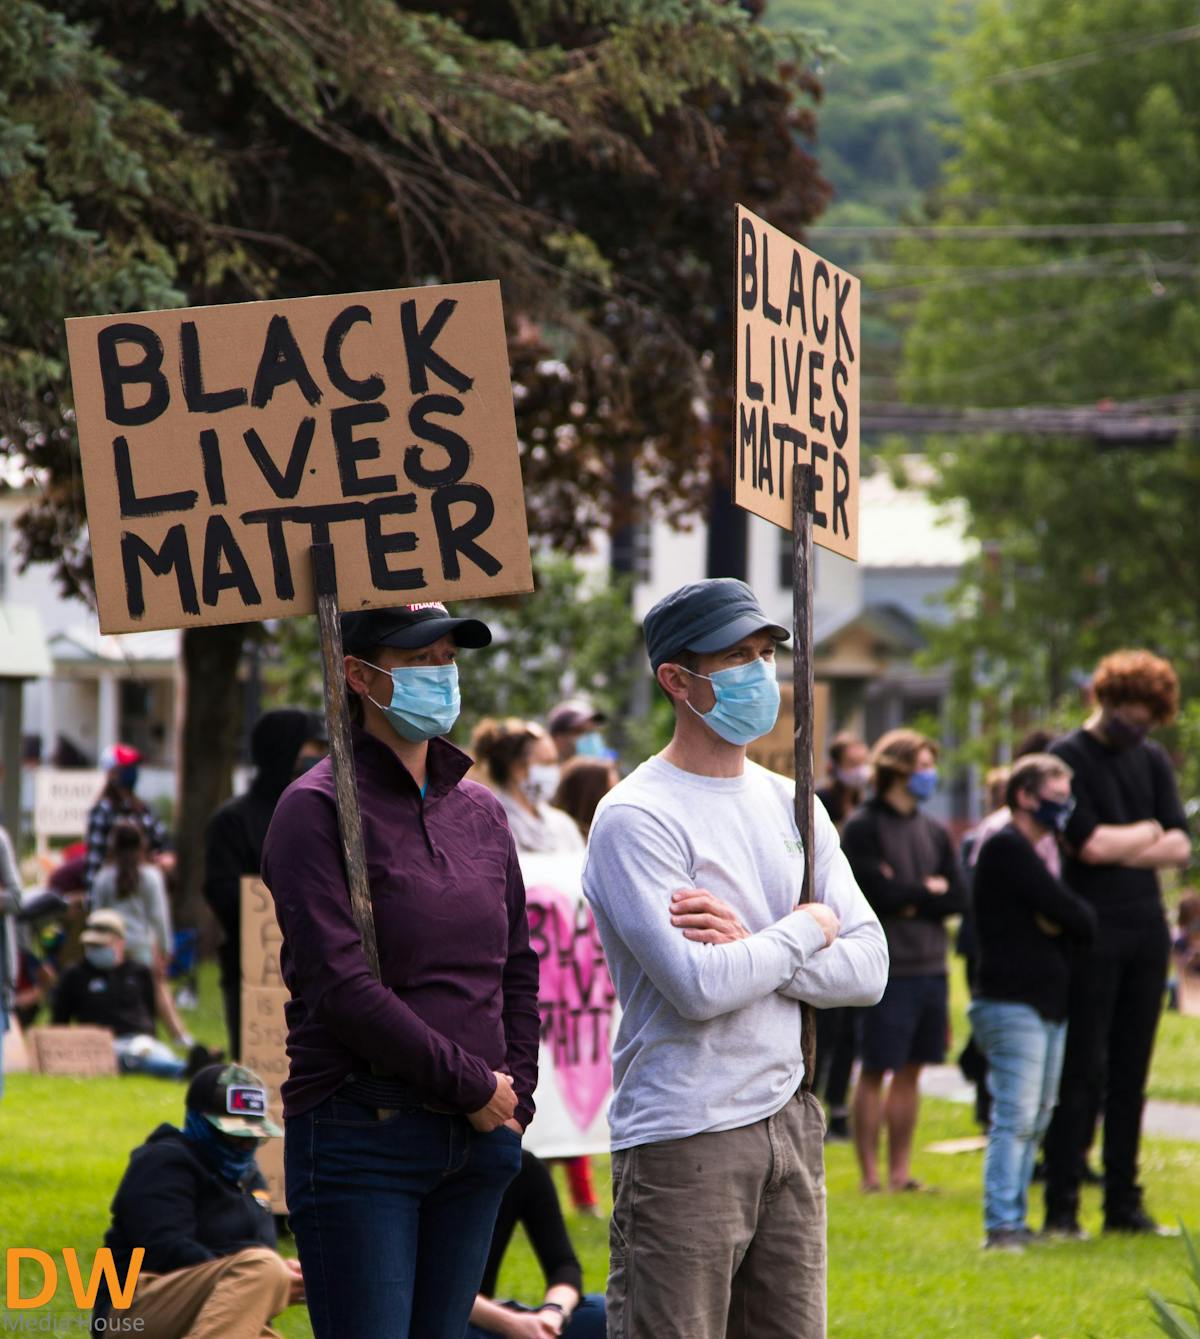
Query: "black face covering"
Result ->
[[1105, 713, 1150, 752], [249, 709, 326, 802]]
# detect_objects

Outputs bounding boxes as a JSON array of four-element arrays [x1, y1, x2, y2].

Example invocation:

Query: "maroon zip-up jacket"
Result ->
[[261, 728, 539, 1125]]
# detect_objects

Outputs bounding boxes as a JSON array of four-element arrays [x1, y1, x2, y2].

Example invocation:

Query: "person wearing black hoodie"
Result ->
[[94, 1063, 303, 1337], [204, 710, 326, 1058]]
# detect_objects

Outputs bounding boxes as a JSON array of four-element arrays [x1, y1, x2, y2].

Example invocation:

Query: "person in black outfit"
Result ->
[[466, 1150, 606, 1339], [93, 1063, 302, 1337], [842, 728, 965, 1193], [1042, 650, 1190, 1237], [203, 709, 326, 1058], [53, 908, 216, 1080], [814, 731, 871, 1139], [968, 754, 1096, 1252]]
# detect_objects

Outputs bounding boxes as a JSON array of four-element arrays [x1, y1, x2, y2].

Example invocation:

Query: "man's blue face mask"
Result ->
[[357, 658, 461, 742], [907, 767, 939, 802], [677, 657, 781, 747], [575, 731, 608, 759]]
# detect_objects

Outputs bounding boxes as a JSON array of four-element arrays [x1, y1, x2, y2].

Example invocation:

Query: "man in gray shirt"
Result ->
[[583, 579, 888, 1339]]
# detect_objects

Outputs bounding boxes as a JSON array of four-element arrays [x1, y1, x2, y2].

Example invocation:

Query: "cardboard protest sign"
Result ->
[[66, 282, 534, 634], [734, 205, 860, 560], [27, 1026, 117, 1077], [520, 852, 617, 1160], [239, 876, 288, 1208], [240, 985, 290, 1211], [240, 876, 285, 991]]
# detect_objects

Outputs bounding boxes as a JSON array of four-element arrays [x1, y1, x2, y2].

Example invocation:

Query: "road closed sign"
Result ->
[[66, 282, 534, 634], [734, 205, 860, 560]]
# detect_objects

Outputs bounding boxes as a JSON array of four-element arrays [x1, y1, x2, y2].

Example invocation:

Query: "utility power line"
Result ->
[[861, 399, 1200, 443], [807, 221, 1198, 241]]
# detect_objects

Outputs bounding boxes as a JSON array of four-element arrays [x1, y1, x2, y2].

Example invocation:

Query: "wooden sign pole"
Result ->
[[791, 463, 818, 1090], [311, 541, 381, 982]]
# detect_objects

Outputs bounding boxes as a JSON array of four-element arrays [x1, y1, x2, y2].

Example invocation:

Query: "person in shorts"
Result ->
[[842, 729, 965, 1192]]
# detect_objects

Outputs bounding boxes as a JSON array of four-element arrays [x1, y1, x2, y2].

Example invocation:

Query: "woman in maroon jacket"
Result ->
[[262, 603, 540, 1339]]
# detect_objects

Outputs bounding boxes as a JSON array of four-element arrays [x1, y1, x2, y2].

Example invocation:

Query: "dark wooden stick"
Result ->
[[311, 541, 381, 982], [792, 463, 818, 1090]]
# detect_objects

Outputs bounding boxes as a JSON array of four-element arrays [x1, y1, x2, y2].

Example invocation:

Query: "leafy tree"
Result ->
[[897, 0, 1200, 770], [0, 1, 831, 917]]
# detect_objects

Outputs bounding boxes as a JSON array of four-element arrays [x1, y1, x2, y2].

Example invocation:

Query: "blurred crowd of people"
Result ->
[[813, 648, 1196, 1252]]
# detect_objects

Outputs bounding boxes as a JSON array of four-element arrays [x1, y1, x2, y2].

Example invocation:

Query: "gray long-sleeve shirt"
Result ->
[[583, 756, 888, 1151]]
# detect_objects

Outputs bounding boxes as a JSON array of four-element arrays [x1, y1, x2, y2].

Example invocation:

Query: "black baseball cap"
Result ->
[[340, 603, 492, 655], [186, 1063, 283, 1139], [643, 579, 790, 672]]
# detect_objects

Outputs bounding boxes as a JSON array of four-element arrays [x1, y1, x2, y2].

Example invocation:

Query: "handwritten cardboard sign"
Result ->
[[239, 877, 288, 1210], [27, 1025, 117, 1077], [66, 282, 534, 634], [240, 984, 290, 1211], [734, 205, 860, 560], [240, 876, 285, 991]]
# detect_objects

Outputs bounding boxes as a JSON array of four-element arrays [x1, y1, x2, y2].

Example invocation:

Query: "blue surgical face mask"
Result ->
[[182, 1109, 263, 1185], [907, 767, 939, 802], [678, 658, 781, 746], [575, 731, 608, 758], [85, 945, 118, 971], [359, 659, 461, 742]]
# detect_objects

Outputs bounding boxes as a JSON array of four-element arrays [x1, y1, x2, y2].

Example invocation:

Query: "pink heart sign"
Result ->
[[526, 884, 616, 1133]]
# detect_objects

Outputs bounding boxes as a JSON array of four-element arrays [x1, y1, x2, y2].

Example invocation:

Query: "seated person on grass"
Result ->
[[467, 1149, 605, 1339], [93, 1063, 304, 1339], [52, 908, 215, 1079]]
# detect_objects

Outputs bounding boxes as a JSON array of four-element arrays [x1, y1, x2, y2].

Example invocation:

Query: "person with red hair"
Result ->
[[1042, 649, 1190, 1238]]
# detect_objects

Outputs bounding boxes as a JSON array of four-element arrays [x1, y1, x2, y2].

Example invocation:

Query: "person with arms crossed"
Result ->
[[1042, 649, 1191, 1237], [584, 578, 888, 1339]]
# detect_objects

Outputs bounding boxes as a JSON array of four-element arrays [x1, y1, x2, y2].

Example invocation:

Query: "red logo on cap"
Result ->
[[405, 603, 446, 613]]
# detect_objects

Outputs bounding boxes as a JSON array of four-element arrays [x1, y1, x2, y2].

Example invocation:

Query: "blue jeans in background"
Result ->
[[968, 998, 1067, 1232], [466, 1294, 607, 1339], [286, 1092, 522, 1339]]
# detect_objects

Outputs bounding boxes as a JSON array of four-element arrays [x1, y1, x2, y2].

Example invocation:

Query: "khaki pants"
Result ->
[[118, 1247, 293, 1339], [608, 1089, 827, 1339]]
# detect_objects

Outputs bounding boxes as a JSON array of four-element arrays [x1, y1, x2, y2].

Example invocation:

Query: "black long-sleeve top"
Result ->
[[840, 797, 966, 977], [973, 825, 1097, 1022], [480, 1151, 583, 1299]]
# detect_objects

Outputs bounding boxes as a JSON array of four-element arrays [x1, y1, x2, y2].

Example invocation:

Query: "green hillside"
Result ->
[[767, 0, 958, 221]]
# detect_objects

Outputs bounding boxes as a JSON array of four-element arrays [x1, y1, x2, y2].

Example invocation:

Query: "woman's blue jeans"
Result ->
[[968, 998, 1067, 1232], [286, 1092, 522, 1339]]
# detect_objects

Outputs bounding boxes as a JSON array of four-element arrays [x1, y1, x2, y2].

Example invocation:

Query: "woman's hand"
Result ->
[[503, 1312, 562, 1339], [468, 1072, 518, 1132]]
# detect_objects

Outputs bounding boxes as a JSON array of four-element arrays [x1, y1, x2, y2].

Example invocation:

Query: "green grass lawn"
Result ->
[[3, 962, 1198, 1337]]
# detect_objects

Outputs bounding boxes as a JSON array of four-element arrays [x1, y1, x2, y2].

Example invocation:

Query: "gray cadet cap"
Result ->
[[642, 579, 790, 672]]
